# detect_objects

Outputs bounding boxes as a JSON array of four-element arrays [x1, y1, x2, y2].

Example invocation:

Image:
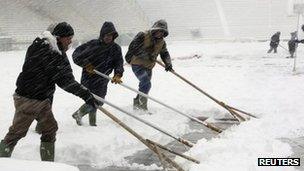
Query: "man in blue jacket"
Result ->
[[72, 22, 124, 126]]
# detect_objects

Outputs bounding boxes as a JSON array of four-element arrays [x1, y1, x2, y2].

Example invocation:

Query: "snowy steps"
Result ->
[[78, 119, 234, 171]]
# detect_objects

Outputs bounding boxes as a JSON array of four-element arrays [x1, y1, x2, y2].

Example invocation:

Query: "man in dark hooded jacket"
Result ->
[[0, 22, 98, 161], [72, 21, 124, 126], [267, 31, 281, 53], [287, 31, 297, 58], [125, 19, 173, 111]]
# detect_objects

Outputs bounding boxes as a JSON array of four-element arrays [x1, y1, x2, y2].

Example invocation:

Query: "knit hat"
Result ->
[[52, 22, 74, 37]]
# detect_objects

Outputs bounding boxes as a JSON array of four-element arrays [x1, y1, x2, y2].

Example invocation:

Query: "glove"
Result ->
[[165, 64, 173, 72], [85, 94, 100, 108], [111, 74, 122, 84], [84, 63, 95, 75]]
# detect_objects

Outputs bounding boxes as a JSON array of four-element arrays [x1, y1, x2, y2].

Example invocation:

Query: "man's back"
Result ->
[[15, 35, 72, 101]]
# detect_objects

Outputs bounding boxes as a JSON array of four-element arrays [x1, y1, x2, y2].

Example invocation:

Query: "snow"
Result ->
[[0, 158, 79, 171], [0, 41, 303, 170]]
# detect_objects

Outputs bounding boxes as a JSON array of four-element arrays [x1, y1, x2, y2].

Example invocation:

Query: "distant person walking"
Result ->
[[287, 31, 297, 58], [267, 31, 281, 53]]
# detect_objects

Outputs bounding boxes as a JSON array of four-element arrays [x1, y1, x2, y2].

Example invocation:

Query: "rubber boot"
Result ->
[[0, 140, 13, 157], [40, 142, 54, 161], [72, 104, 90, 126], [138, 95, 148, 111], [133, 95, 140, 110], [72, 111, 83, 126], [89, 111, 97, 126]]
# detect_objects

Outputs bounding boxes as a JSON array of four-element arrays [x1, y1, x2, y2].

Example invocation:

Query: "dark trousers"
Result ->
[[267, 46, 278, 53], [2, 94, 58, 149], [268, 42, 278, 53], [131, 65, 152, 94]]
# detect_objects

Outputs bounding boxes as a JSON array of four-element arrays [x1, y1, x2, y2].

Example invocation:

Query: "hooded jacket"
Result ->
[[72, 22, 124, 94], [15, 31, 92, 102], [270, 32, 280, 47], [125, 20, 172, 69]]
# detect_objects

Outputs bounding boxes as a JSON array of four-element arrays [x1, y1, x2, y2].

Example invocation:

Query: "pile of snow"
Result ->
[[0, 41, 303, 170], [0, 158, 79, 171]]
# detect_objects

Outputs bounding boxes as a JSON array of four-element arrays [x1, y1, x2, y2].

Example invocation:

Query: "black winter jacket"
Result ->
[[270, 33, 280, 47], [72, 22, 124, 93], [15, 32, 92, 102]]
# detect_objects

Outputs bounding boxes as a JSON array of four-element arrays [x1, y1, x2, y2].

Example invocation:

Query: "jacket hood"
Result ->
[[150, 19, 169, 37], [99, 22, 118, 40]]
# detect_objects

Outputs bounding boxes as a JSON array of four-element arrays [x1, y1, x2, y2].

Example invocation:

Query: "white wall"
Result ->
[[138, 0, 299, 40], [0, 0, 302, 44]]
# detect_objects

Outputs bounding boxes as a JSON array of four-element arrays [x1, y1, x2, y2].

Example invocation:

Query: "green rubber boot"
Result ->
[[0, 140, 13, 157], [72, 104, 91, 126], [72, 111, 83, 126], [89, 111, 97, 126], [138, 95, 148, 111], [40, 142, 54, 161]]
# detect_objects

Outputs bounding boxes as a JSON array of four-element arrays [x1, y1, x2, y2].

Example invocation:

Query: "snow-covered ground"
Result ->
[[0, 158, 79, 171], [0, 41, 303, 170]]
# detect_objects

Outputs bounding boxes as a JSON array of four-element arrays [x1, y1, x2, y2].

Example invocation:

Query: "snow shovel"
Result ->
[[156, 60, 258, 122], [93, 69, 223, 133]]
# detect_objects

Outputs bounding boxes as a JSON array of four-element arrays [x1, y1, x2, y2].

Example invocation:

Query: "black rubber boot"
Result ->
[[40, 142, 54, 162], [133, 95, 140, 110], [0, 140, 13, 157]]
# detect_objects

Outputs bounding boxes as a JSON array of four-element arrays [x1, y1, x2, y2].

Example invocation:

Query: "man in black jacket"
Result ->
[[72, 21, 124, 126], [267, 31, 281, 53], [0, 22, 98, 161], [288, 31, 297, 58]]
